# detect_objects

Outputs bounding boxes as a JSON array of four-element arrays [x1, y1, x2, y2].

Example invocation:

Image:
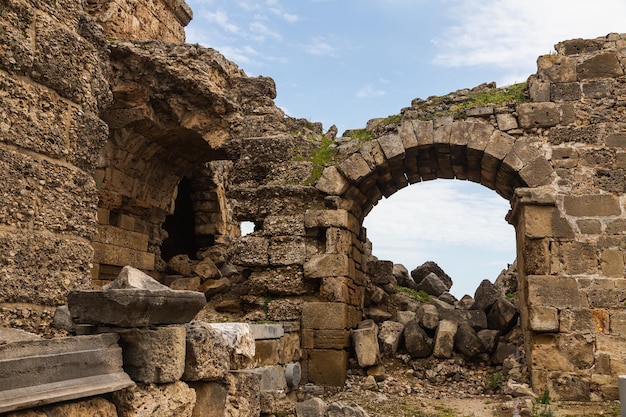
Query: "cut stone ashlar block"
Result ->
[[0, 333, 133, 413], [68, 289, 206, 327]]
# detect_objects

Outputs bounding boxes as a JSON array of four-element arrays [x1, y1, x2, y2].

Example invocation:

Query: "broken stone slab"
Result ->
[[0, 327, 41, 345], [208, 322, 255, 369], [414, 272, 448, 296], [296, 397, 327, 417], [410, 261, 453, 290], [0, 333, 133, 414], [68, 289, 206, 327]]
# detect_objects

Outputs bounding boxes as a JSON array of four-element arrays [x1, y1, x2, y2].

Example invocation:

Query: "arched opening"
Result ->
[[363, 179, 515, 298], [161, 177, 198, 262]]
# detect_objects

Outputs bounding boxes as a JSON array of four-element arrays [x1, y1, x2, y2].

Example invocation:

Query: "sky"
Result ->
[[185, 0, 625, 298]]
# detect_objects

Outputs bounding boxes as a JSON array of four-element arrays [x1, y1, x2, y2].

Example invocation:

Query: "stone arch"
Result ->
[[332, 117, 553, 220]]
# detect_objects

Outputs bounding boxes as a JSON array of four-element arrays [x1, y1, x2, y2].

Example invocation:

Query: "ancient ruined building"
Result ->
[[2, 0, 626, 408]]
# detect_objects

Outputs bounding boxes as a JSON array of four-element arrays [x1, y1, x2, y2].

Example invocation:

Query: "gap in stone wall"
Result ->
[[161, 177, 198, 261]]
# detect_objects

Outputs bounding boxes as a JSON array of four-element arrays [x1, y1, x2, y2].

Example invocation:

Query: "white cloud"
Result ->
[[249, 21, 282, 42], [356, 85, 386, 98], [433, 0, 626, 76], [305, 37, 340, 57], [204, 10, 239, 34]]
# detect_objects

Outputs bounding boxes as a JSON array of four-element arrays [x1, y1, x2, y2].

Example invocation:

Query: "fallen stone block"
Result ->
[[378, 321, 404, 357], [68, 289, 206, 327], [433, 319, 457, 358]]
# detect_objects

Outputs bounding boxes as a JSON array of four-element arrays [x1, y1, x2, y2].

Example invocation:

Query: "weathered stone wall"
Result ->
[[86, 0, 192, 43], [0, 0, 111, 331]]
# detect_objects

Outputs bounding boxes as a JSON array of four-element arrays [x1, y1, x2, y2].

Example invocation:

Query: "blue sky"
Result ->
[[185, 0, 625, 298]]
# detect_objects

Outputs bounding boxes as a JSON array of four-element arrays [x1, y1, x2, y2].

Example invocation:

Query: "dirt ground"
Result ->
[[313, 358, 622, 417]]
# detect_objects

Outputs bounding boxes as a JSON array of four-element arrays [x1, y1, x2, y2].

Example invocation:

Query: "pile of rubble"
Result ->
[[353, 259, 531, 395]]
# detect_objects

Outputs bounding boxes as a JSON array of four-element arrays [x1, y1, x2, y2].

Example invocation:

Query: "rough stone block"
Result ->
[[113, 381, 196, 417], [228, 236, 269, 266], [536, 55, 577, 82], [529, 305, 559, 332], [307, 349, 348, 386], [377, 134, 405, 162], [517, 102, 560, 129], [351, 326, 380, 367], [118, 325, 186, 384], [338, 153, 372, 182], [378, 320, 404, 357], [563, 194, 621, 216], [183, 321, 230, 382], [254, 339, 281, 366], [95, 225, 149, 251], [236, 365, 287, 391], [577, 52, 624, 80], [279, 332, 302, 364], [601, 249, 624, 277], [316, 166, 349, 195], [556, 241, 598, 275], [301, 302, 350, 330], [225, 371, 261, 417], [304, 254, 350, 279], [250, 323, 284, 340], [248, 268, 313, 296], [527, 275, 588, 309], [208, 323, 255, 368], [433, 320, 457, 358], [189, 381, 227, 417], [304, 209, 350, 229]]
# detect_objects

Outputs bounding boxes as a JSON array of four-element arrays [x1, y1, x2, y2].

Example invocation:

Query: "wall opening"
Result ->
[[363, 179, 515, 298], [161, 177, 198, 261]]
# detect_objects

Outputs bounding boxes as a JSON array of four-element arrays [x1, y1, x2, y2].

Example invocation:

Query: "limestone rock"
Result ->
[[103, 266, 169, 290], [396, 310, 417, 326], [414, 272, 447, 297], [410, 261, 452, 290], [167, 255, 195, 277], [433, 320, 457, 358], [365, 307, 392, 323], [188, 381, 227, 417], [420, 304, 440, 330], [454, 323, 484, 358], [473, 279, 501, 312], [367, 260, 395, 285], [477, 329, 500, 353], [113, 381, 196, 417], [295, 397, 326, 417], [194, 259, 222, 280], [183, 321, 230, 381], [392, 263, 416, 289], [487, 298, 519, 330], [327, 401, 369, 417], [438, 292, 457, 305], [199, 278, 231, 299], [209, 323, 255, 368], [378, 321, 404, 357], [351, 325, 380, 367], [403, 320, 433, 358], [118, 326, 186, 384], [457, 295, 475, 310], [225, 371, 261, 417]]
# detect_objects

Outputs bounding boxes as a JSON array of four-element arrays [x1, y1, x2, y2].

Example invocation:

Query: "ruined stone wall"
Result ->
[[0, 0, 111, 331]]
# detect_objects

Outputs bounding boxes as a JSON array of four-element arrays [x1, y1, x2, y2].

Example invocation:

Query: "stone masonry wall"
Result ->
[[0, 0, 111, 332]]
